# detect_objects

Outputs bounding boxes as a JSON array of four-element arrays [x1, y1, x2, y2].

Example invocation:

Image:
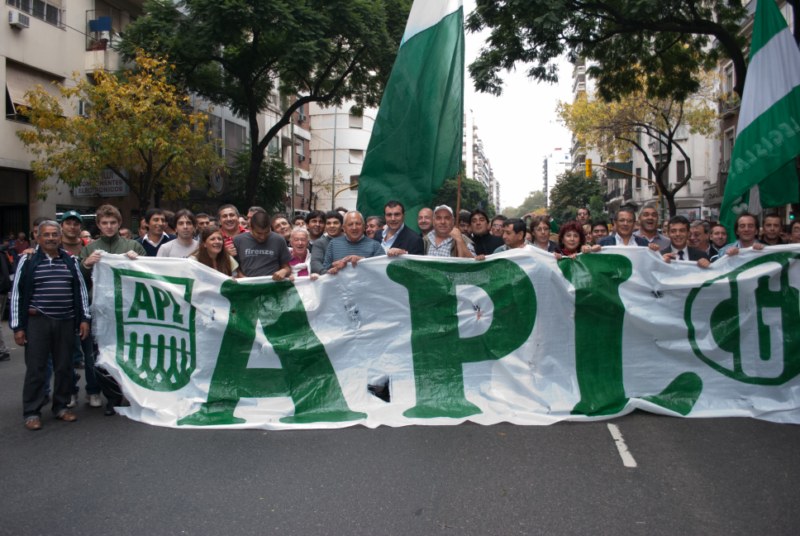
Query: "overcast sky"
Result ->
[[462, 1, 574, 210]]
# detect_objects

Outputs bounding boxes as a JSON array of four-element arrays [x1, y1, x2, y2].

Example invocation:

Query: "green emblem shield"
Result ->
[[113, 268, 196, 391], [686, 253, 800, 385]]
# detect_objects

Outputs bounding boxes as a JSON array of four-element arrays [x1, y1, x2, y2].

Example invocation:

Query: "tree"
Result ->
[[17, 52, 221, 212], [467, 0, 750, 101], [121, 0, 412, 207], [434, 178, 492, 214], [549, 171, 603, 225], [557, 81, 717, 216], [505, 190, 547, 217], [224, 147, 291, 215]]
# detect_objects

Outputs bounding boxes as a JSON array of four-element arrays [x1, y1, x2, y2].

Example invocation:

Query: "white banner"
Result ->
[[92, 246, 800, 429]]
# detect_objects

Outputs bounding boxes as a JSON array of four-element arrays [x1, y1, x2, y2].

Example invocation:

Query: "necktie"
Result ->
[[678, 250, 684, 260]]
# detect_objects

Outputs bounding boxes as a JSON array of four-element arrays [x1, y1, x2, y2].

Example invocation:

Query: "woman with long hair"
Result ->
[[191, 225, 240, 277]]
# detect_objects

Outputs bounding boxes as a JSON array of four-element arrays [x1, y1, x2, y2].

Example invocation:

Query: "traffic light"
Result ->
[[585, 158, 592, 177]]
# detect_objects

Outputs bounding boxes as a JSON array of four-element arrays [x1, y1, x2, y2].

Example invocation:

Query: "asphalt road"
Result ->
[[1, 322, 799, 536]]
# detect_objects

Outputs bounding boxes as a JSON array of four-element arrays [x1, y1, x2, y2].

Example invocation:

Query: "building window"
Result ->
[[723, 128, 736, 168], [5, 62, 65, 123], [677, 160, 686, 182], [207, 114, 223, 157], [224, 120, 247, 167], [7, 0, 64, 28], [722, 62, 735, 96], [349, 114, 363, 129], [349, 175, 359, 187], [295, 136, 306, 162], [349, 149, 364, 164], [635, 168, 642, 189]]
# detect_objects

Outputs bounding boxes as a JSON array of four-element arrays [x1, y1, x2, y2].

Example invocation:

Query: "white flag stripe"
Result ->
[[737, 27, 800, 134], [402, 0, 462, 44]]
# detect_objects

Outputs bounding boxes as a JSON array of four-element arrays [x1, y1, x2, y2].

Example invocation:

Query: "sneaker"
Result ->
[[0, 352, 10, 362], [88, 394, 102, 408], [67, 394, 78, 408]]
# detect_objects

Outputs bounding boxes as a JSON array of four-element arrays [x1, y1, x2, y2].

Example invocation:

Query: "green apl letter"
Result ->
[[387, 259, 536, 419], [179, 280, 365, 426], [559, 255, 631, 416]]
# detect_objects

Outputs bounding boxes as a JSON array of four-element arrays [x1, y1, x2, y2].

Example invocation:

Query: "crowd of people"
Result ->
[[2, 199, 799, 431]]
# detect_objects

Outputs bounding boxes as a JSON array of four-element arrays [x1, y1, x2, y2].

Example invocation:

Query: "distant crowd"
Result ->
[[2, 200, 799, 431]]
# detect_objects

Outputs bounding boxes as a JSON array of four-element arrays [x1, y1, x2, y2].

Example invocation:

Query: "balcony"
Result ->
[[719, 95, 740, 118]]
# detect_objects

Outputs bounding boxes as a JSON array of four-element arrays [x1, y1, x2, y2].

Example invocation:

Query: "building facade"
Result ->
[[308, 103, 377, 213]]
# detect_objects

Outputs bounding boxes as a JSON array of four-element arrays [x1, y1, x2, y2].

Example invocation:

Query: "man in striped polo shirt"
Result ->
[[10, 221, 90, 431], [323, 211, 385, 275]]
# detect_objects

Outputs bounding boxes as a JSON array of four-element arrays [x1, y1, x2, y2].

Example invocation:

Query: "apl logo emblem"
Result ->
[[113, 269, 196, 391], [685, 253, 800, 385]]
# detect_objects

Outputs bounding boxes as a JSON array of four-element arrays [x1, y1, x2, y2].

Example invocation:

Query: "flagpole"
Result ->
[[455, 171, 462, 216]]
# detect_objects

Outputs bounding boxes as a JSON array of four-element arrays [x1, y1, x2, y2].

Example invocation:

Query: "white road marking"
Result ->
[[607, 423, 638, 468]]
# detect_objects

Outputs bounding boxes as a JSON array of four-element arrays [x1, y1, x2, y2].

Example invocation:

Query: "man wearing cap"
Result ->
[[424, 205, 475, 258], [60, 210, 84, 257], [59, 210, 92, 407]]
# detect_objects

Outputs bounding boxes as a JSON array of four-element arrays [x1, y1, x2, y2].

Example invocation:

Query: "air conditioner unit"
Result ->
[[298, 154, 306, 162], [9, 11, 30, 29]]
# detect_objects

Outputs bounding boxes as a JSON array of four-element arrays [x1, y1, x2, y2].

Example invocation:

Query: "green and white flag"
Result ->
[[721, 0, 800, 231], [356, 0, 464, 228]]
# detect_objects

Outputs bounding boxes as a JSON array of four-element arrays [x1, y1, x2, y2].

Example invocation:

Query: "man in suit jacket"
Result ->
[[596, 207, 650, 248], [688, 219, 718, 259], [373, 200, 424, 256], [660, 215, 710, 268]]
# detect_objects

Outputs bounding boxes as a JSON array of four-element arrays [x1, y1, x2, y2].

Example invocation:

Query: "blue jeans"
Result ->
[[79, 329, 99, 395]]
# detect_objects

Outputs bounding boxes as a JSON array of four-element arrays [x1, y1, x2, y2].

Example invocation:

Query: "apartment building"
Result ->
[[2, 0, 144, 235], [568, 54, 716, 219], [708, 0, 795, 221], [308, 103, 377, 212], [2, 0, 258, 235], [463, 111, 500, 210]]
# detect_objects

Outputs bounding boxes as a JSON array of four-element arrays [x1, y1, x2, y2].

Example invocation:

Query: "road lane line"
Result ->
[[607, 423, 638, 468]]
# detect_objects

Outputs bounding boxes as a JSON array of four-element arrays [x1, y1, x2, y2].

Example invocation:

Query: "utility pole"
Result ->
[[542, 156, 549, 208], [331, 106, 338, 210]]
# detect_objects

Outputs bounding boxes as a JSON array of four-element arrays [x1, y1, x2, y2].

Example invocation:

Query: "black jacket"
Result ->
[[374, 226, 424, 255], [9, 248, 90, 333]]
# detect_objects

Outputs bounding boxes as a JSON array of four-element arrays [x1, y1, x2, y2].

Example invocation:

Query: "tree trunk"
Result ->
[[245, 144, 266, 207], [663, 190, 677, 218]]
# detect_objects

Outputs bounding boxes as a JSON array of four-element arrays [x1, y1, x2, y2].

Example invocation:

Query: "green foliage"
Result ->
[[16, 52, 222, 211], [558, 80, 717, 217], [505, 190, 547, 218], [549, 171, 603, 224], [434, 178, 491, 214], [224, 148, 291, 215], [588, 195, 608, 221], [467, 0, 748, 101], [121, 0, 412, 206]]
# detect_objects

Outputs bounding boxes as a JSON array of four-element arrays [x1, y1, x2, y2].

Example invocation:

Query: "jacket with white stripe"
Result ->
[[9, 248, 91, 333]]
